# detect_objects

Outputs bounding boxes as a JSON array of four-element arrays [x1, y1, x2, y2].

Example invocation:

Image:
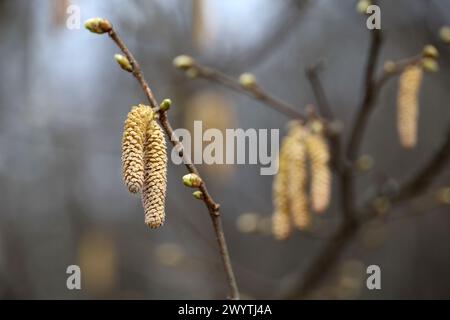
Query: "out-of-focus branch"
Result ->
[[189, 63, 306, 120], [392, 126, 450, 203], [346, 28, 383, 163], [306, 61, 343, 172], [305, 62, 334, 120], [277, 22, 446, 298], [281, 126, 450, 299], [92, 25, 240, 300]]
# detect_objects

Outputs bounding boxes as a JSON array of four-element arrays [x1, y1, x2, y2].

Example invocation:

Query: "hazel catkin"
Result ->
[[142, 120, 168, 228], [121, 105, 153, 193], [397, 64, 423, 149], [305, 132, 331, 213], [287, 125, 311, 230], [272, 128, 293, 240]]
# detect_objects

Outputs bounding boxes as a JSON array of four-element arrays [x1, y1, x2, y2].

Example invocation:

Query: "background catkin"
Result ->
[[272, 127, 293, 240], [397, 64, 423, 149], [287, 125, 311, 230], [142, 120, 168, 229], [305, 132, 331, 213], [121, 105, 153, 193]]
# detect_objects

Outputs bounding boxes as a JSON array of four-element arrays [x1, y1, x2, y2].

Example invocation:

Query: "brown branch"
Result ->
[[393, 126, 450, 203], [346, 29, 383, 162], [305, 62, 344, 173], [305, 62, 334, 120], [193, 64, 306, 120], [107, 28, 240, 299], [279, 222, 359, 299]]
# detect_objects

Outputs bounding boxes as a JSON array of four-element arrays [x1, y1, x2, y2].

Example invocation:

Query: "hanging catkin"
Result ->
[[272, 128, 293, 240], [397, 64, 423, 149], [121, 105, 153, 193], [305, 131, 331, 213], [142, 120, 168, 228], [287, 125, 311, 230]]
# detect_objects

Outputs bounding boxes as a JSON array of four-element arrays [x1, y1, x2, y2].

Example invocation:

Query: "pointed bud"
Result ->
[[84, 18, 112, 34], [239, 73, 257, 89], [159, 99, 172, 112], [439, 26, 450, 43], [114, 54, 133, 72], [173, 55, 195, 70], [183, 173, 202, 188], [422, 58, 439, 72], [422, 45, 439, 59], [192, 191, 203, 200]]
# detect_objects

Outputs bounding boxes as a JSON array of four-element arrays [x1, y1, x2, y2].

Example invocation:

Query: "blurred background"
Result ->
[[0, 0, 450, 299]]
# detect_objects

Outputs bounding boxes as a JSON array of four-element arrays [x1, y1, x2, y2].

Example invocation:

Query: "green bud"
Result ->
[[114, 54, 133, 72], [310, 120, 324, 135], [84, 17, 112, 34], [356, 154, 374, 172], [239, 73, 257, 89], [422, 45, 439, 59], [422, 58, 439, 72], [186, 68, 199, 78], [383, 60, 396, 73], [173, 55, 195, 70], [159, 99, 172, 112], [182, 173, 202, 188], [439, 26, 450, 43], [192, 191, 203, 200], [356, 0, 372, 15]]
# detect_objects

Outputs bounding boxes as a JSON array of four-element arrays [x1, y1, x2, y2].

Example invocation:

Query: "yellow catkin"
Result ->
[[121, 105, 153, 193], [397, 64, 423, 149], [287, 125, 311, 230], [142, 120, 168, 228], [272, 128, 294, 240], [305, 132, 331, 213]]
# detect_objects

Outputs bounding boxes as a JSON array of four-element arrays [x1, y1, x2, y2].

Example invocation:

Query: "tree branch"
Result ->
[[393, 126, 450, 203], [107, 28, 240, 299], [193, 64, 306, 120], [305, 62, 334, 120], [346, 29, 383, 162]]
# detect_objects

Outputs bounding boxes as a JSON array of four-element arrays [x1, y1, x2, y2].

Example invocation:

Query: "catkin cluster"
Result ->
[[397, 64, 423, 149], [272, 121, 331, 240], [121, 104, 167, 229]]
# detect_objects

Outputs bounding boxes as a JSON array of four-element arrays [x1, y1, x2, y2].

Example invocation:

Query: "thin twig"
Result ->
[[194, 64, 306, 120], [108, 28, 240, 299], [393, 126, 450, 203], [306, 62, 343, 172], [305, 62, 334, 120]]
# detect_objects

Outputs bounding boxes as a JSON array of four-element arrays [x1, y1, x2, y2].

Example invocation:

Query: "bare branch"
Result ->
[[393, 126, 450, 203], [193, 64, 306, 120], [107, 28, 240, 300], [346, 29, 383, 162]]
